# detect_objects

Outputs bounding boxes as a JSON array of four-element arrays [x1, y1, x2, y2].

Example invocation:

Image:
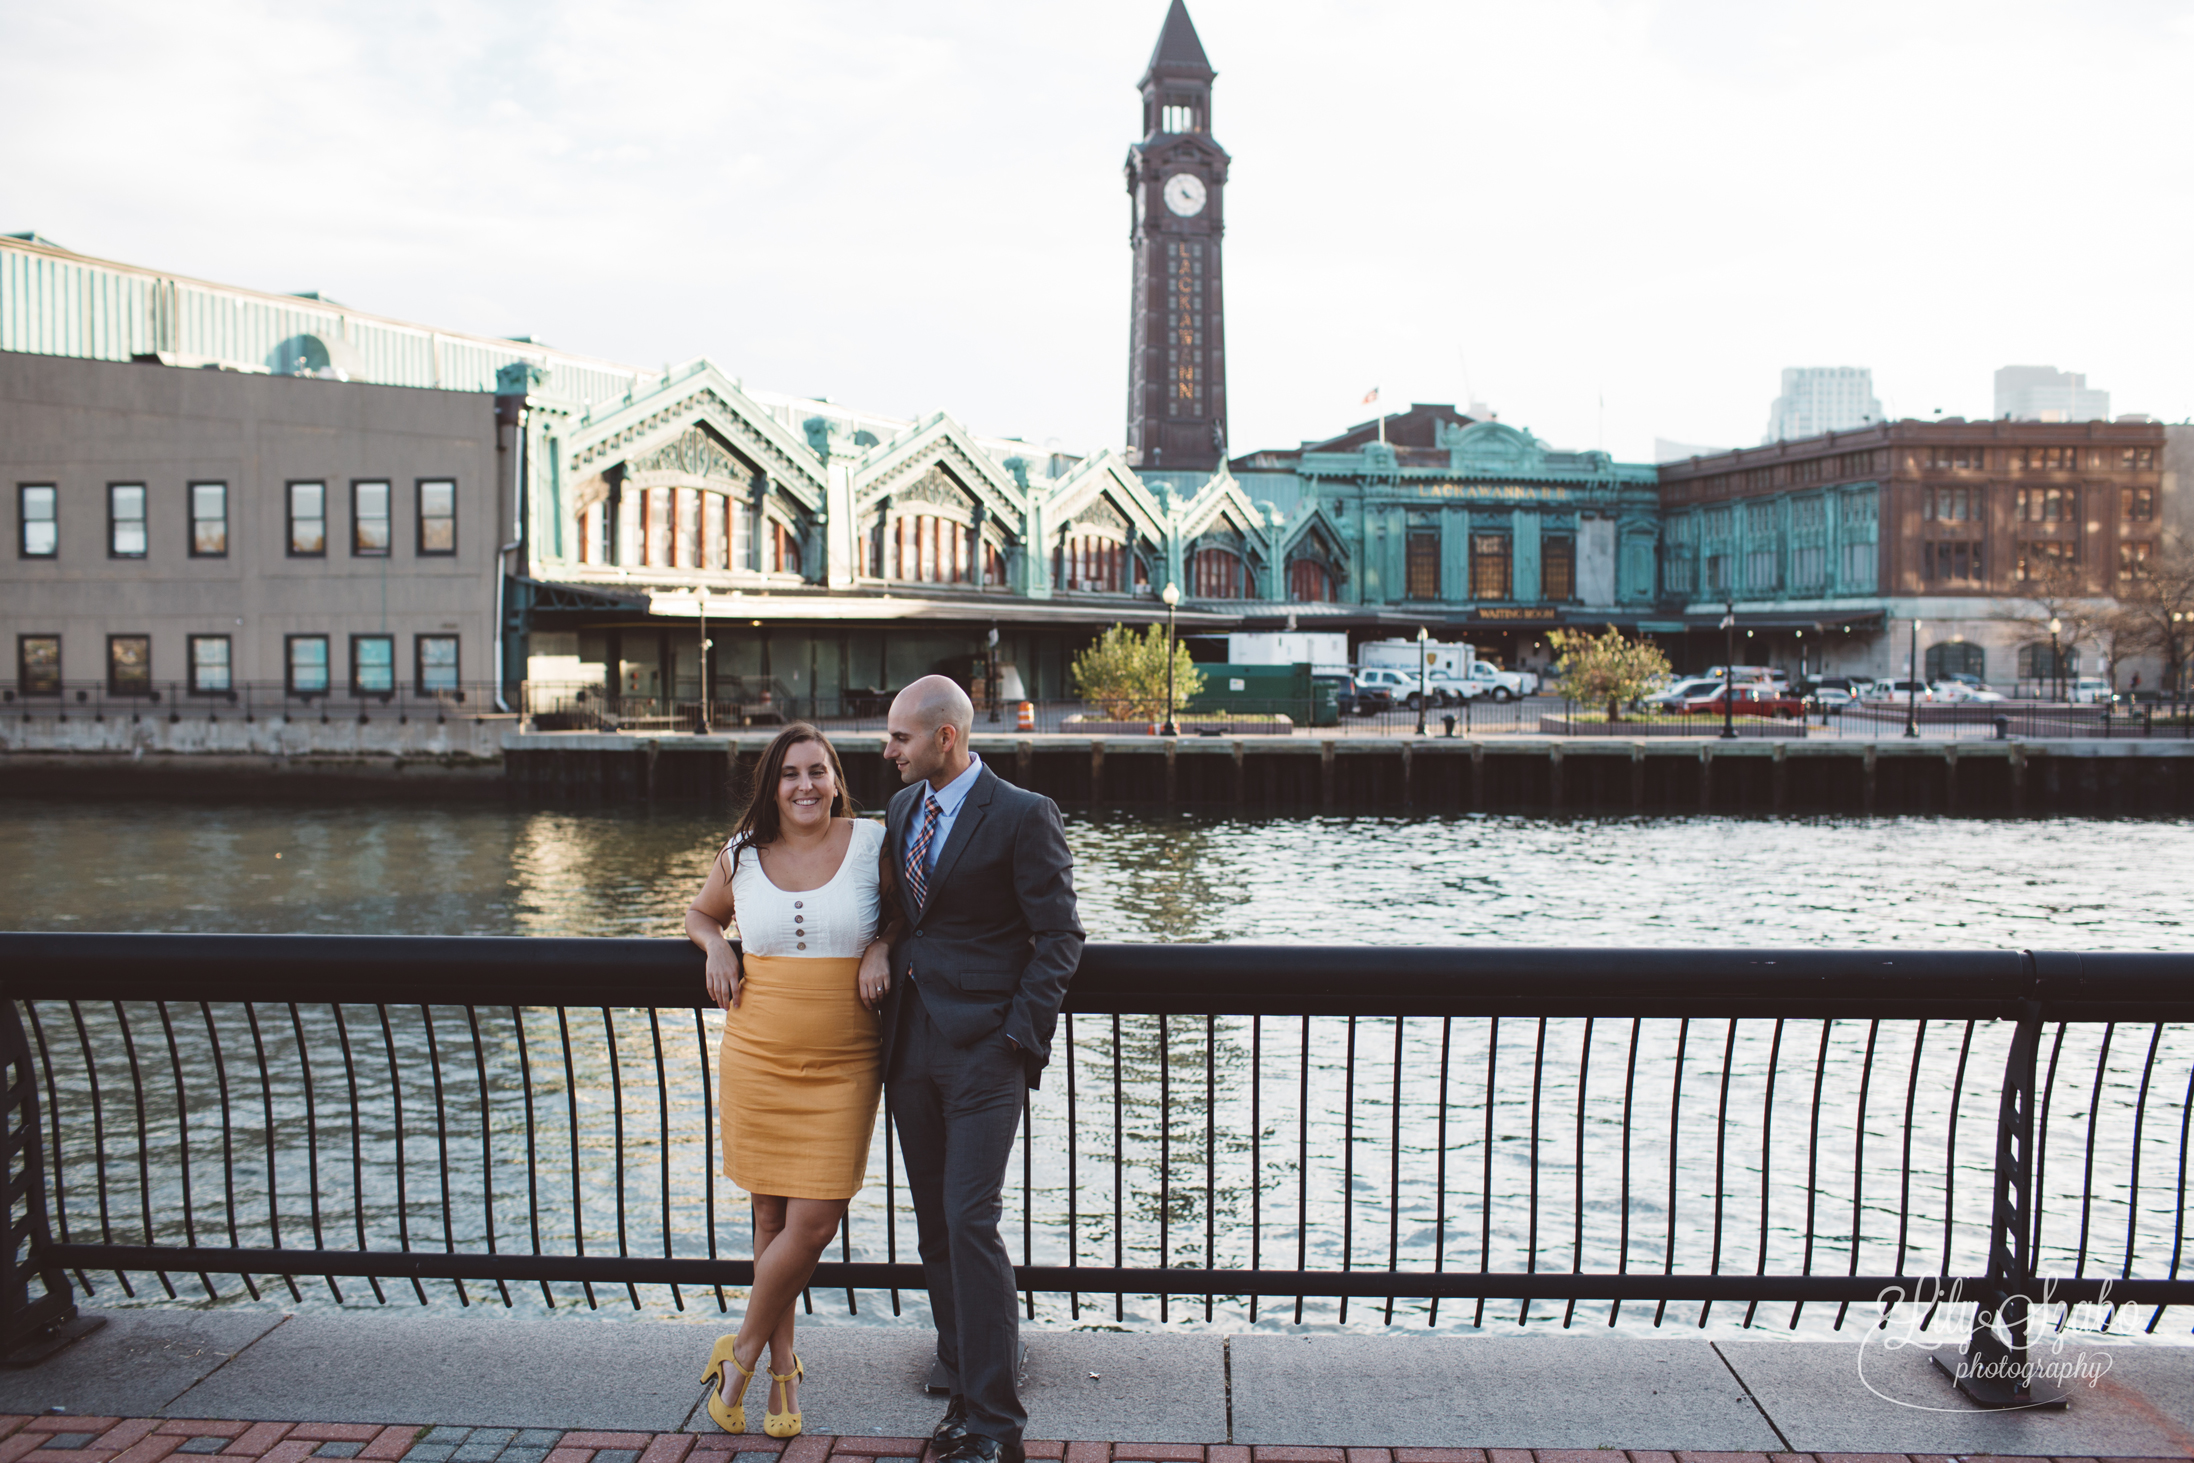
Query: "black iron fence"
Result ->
[[3, 681, 513, 725], [6, 934, 2193, 1404]]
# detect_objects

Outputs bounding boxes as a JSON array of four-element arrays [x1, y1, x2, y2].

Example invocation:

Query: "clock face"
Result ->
[[1162, 172, 1208, 218]]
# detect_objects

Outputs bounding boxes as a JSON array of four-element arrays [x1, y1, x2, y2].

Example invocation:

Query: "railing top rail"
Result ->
[[4, 932, 2191, 1019]]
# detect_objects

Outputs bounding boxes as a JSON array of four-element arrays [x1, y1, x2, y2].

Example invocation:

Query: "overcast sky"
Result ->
[[4, 0, 2191, 463]]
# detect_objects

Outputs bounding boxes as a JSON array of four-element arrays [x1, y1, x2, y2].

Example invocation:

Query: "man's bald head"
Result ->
[[884, 675, 976, 789]]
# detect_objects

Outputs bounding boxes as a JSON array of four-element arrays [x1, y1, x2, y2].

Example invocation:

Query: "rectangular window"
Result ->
[[188, 634, 231, 694], [287, 634, 330, 694], [1924, 486, 1979, 522], [351, 634, 395, 695], [353, 480, 391, 556], [1792, 545, 1826, 590], [1840, 542, 1875, 590], [416, 635, 459, 693], [417, 479, 456, 555], [1927, 541, 1983, 583], [2123, 486, 2156, 522], [1406, 530, 1441, 599], [18, 484, 56, 558], [2015, 486, 2078, 522], [645, 486, 671, 566], [1706, 554, 1730, 593], [702, 492, 726, 570], [1745, 547, 1778, 592], [2119, 447, 2158, 471], [675, 488, 698, 568], [2120, 541, 2155, 580], [2017, 540, 2077, 581], [108, 484, 147, 558], [190, 483, 228, 556], [1663, 551, 1696, 596], [288, 482, 327, 556], [107, 634, 151, 695], [1541, 536, 1575, 601], [1925, 446, 1986, 470], [1470, 534, 1510, 600], [17, 635, 60, 695]]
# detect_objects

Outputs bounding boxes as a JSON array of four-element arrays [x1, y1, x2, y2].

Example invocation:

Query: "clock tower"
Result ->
[[1125, 0, 1229, 474]]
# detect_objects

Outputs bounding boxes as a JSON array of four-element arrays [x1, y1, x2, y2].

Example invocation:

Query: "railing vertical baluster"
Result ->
[[1295, 1013, 1308, 1326], [1205, 1013, 1216, 1323], [1567, 1016, 1593, 1329], [1793, 1019, 1832, 1330], [1159, 1011, 1170, 1323], [113, 1003, 175, 1299], [1248, 1013, 1260, 1325], [0, 997, 78, 1354], [646, 1010, 679, 1312], [1656, 1017, 1690, 1329], [557, 1007, 593, 1309], [1612, 1017, 1639, 1328], [331, 1006, 382, 1304], [1341, 1013, 1356, 1325], [1745, 1018, 1784, 1330], [518, 1008, 552, 1309], [1431, 1015, 1450, 1328], [1114, 1011, 1125, 1325], [1523, 1016, 1546, 1326], [68, 1002, 126, 1295], [2149, 1058, 2194, 1334], [468, 1007, 510, 1307], [1924, 1020, 1978, 1333], [287, 1005, 330, 1299], [1701, 1018, 1737, 1327], [1835, 1019, 1881, 1331], [2122, 1023, 2165, 1324], [1386, 1015, 1402, 1326], [153, 1003, 214, 1300], [602, 1008, 637, 1310], [2031, 1021, 2069, 1302], [696, 1008, 724, 1314], [2074, 1023, 2118, 1284], [1022, 1082, 1034, 1322], [1477, 1015, 1498, 1330], [1892, 1022, 1931, 1310], [241, 1003, 295, 1302], [23, 1005, 89, 1299], [418, 1007, 465, 1307], [1066, 1011, 1079, 1321], [376, 1005, 426, 1305]]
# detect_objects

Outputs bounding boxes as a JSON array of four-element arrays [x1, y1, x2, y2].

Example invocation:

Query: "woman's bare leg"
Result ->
[[726, 1195, 847, 1416]]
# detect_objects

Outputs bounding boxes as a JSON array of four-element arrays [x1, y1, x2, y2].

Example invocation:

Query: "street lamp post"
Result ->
[[1161, 582, 1181, 737], [1903, 618, 1922, 738], [1719, 599, 1737, 740], [986, 626, 1001, 724], [694, 586, 712, 735], [2048, 616, 2063, 703], [1415, 625, 1430, 737]]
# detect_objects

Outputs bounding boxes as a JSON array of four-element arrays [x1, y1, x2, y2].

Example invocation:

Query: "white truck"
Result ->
[[1358, 638, 1538, 701], [1225, 631, 1351, 676]]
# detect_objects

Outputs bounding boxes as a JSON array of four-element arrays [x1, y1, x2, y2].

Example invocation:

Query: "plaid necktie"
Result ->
[[904, 795, 943, 911]]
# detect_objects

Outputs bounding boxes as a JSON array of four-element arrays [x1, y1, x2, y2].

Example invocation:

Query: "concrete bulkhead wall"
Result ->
[[0, 350, 503, 694]]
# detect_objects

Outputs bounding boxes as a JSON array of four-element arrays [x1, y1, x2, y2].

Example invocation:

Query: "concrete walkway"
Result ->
[[1, 1312, 2189, 1458]]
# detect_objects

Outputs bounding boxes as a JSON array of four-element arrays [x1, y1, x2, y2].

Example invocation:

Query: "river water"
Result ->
[[6, 797, 2192, 1340]]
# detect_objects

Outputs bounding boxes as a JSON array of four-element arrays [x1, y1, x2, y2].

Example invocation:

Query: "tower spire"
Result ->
[[1141, 0, 1214, 87]]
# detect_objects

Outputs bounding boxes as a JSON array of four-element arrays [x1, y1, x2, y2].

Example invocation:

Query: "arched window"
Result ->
[[1924, 642, 1986, 682], [985, 541, 1007, 587], [1055, 534, 1125, 592], [1193, 547, 1243, 599], [772, 522, 801, 577], [886, 514, 973, 583], [1288, 558, 1335, 603]]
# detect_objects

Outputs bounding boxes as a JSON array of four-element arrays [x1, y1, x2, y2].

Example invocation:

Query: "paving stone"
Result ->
[[420, 1437, 473, 1450], [501, 1450, 549, 1463], [539, 1451, 591, 1463], [821, 1445, 925, 1457], [358, 1436, 420, 1463], [1206, 1450, 1248, 1463], [773, 1442, 825, 1463], [35, 1437, 99, 1452], [158, 1436, 245, 1445], [27, 1429, 122, 1439], [1063, 1444, 1109, 1463], [22, 1451, 117, 1463], [257, 1442, 321, 1463], [1115, 1448, 1204, 1461], [108, 1437, 183, 1463], [177, 1444, 228, 1456], [559, 1443, 647, 1455], [400, 1449, 455, 1463], [636, 1439, 692, 1463], [1026, 1448, 1070, 1462], [592, 1452, 639, 1463], [314, 1448, 364, 1459], [511, 1443, 559, 1455], [448, 1448, 505, 1463], [1391, 1454, 1484, 1463]]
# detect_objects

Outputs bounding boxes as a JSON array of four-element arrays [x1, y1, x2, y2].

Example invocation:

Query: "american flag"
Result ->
[[1362, 387, 1379, 405]]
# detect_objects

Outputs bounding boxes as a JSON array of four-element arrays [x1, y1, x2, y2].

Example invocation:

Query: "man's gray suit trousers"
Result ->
[[887, 976, 1026, 1445]]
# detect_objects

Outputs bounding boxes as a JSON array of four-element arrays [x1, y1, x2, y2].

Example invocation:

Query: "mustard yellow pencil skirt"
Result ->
[[718, 954, 882, 1201]]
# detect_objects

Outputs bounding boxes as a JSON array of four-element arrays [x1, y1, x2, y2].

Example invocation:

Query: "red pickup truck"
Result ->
[[1683, 683, 1806, 719]]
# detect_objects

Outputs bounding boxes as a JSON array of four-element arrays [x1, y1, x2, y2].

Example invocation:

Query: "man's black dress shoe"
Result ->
[[931, 1394, 970, 1445], [935, 1436, 1023, 1463]]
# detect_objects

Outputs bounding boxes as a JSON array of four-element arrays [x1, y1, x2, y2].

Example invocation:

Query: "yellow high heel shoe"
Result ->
[[700, 1335, 758, 1434], [763, 1353, 804, 1438]]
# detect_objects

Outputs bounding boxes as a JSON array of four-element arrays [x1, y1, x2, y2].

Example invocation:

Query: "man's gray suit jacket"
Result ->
[[879, 764, 1084, 1088]]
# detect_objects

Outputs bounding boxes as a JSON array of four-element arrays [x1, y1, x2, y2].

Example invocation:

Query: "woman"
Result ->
[[686, 723, 897, 1437]]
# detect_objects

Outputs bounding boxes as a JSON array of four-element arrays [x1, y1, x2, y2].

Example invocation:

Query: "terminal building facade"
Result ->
[[3, 1, 2187, 711]]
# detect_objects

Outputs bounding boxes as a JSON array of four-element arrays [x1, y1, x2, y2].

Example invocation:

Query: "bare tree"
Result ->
[[2113, 530, 2194, 695], [1991, 556, 2100, 695]]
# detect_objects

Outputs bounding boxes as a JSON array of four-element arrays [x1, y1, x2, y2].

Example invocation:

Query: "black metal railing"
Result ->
[[6, 935, 2193, 1405]]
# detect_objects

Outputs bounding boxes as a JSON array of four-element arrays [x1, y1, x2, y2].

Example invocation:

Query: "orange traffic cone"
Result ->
[[1016, 700, 1034, 732]]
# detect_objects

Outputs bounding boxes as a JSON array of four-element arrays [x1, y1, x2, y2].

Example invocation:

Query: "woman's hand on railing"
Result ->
[[704, 938, 744, 1011]]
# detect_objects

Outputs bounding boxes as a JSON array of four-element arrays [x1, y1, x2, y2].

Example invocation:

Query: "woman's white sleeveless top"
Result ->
[[725, 818, 884, 958]]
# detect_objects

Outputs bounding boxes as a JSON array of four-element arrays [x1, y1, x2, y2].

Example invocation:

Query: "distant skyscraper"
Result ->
[[1763, 367, 1882, 442], [1995, 365, 2110, 423]]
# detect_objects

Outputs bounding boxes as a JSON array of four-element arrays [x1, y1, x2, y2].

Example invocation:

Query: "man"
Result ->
[[870, 675, 1082, 1463]]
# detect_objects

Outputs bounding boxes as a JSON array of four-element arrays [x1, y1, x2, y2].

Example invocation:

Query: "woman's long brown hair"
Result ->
[[722, 722, 855, 873]]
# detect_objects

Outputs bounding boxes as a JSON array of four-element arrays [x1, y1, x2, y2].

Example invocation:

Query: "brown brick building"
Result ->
[[1655, 419, 2180, 688]]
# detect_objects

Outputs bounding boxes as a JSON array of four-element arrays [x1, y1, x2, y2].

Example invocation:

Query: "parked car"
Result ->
[[1461, 659, 1538, 701], [1808, 686, 1856, 710], [2067, 678, 2117, 705], [1930, 681, 2004, 704], [1426, 670, 1484, 706], [1648, 676, 1729, 712], [1706, 664, 1789, 689], [1337, 669, 1399, 715], [1686, 684, 1807, 719], [1869, 678, 1933, 705]]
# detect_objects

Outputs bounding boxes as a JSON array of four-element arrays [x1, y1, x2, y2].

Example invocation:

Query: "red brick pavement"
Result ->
[[0, 1418, 2180, 1463]]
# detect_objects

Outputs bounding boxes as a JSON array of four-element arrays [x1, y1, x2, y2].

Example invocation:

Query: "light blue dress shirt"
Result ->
[[907, 751, 983, 875]]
